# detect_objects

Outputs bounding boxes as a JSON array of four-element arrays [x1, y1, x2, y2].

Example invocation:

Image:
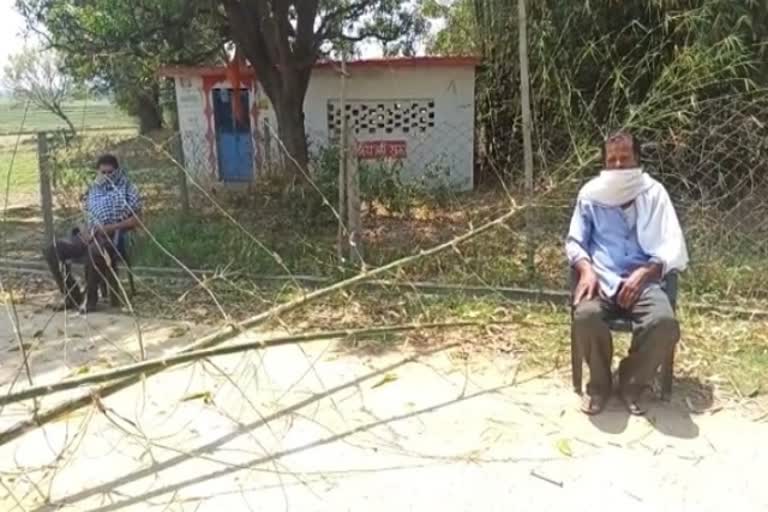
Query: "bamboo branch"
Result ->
[[0, 320, 509, 407], [0, 205, 521, 447]]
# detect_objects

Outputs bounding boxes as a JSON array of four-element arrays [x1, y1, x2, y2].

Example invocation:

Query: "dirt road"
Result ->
[[0, 305, 766, 511]]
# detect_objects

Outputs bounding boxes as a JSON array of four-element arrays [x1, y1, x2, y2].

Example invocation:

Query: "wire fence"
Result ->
[[12, 98, 768, 310], [2, 57, 768, 512]]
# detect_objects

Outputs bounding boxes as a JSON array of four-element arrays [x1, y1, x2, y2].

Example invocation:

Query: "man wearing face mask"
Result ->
[[43, 154, 142, 313], [566, 131, 688, 415]]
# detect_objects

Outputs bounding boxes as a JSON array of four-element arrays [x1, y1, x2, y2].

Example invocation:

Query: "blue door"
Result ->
[[212, 88, 253, 182]]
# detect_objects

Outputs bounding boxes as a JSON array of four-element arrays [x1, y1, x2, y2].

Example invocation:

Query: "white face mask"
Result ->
[[598, 167, 643, 186], [580, 167, 652, 207], [95, 169, 119, 186]]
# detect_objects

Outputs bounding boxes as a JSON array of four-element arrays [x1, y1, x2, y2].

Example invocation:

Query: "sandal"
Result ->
[[580, 394, 607, 415], [620, 389, 647, 416]]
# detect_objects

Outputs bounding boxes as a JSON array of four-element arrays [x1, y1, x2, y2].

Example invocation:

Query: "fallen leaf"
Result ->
[[372, 373, 398, 389], [181, 391, 214, 404], [556, 438, 573, 457]]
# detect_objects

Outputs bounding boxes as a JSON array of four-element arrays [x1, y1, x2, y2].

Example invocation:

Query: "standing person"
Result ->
[[43, 154, 142, 313], [566, 131, 688, 415]]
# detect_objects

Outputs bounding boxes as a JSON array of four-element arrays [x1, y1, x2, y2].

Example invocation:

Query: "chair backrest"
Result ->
[[569, 267, 679, 311]]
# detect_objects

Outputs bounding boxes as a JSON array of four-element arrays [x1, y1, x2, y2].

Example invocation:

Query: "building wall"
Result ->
[[175, 76, 212, 186], [175, 64, 476, 190], [175, 75, 265, 187], [306, 65, 476, 191]]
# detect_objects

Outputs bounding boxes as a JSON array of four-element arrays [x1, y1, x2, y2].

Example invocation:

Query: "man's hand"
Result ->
[[573, 261, 599, 306], [617, 263, 663, 310]]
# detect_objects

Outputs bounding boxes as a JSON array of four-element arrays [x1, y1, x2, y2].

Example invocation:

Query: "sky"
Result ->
[[0, 0, 29, 72]]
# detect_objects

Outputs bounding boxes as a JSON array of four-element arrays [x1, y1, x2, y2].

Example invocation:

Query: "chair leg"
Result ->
[[660, 345, 675, 402], [571, 331, 583, 395]]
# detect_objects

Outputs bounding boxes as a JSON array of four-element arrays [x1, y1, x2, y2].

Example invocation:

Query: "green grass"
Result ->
[[0, 98, 135, 134], [0, 140, 38, 199]]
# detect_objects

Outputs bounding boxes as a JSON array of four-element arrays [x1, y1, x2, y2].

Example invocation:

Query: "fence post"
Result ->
[[172, 120, 190, 214], [517, 0, 536, 280], [337, 53, 349, 261], [346, 136, 363, 264], [37, 131, 55, 246]]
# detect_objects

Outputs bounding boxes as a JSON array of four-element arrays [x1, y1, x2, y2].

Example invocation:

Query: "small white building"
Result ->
[[161, 56, 479, 191]]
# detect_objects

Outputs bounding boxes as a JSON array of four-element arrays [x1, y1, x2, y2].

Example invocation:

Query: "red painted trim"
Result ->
[[159, 56, 480, 78]]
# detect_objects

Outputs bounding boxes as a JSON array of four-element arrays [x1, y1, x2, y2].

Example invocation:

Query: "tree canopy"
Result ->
[[218, 0, 427, 173], [17, 0, 224, 133]]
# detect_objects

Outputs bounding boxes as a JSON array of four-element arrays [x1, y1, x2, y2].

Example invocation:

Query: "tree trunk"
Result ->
[[274, 94, 310, 176], [136, 88, 163, 135]]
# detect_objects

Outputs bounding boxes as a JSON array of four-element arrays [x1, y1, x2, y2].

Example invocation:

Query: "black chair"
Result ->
[[569, 270, 678, 401]]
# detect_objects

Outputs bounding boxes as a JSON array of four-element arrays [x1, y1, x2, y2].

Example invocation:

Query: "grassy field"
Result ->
[[0, 97, 137, 205], [0, 135, 39, 203], [0, 98, 135, 134]]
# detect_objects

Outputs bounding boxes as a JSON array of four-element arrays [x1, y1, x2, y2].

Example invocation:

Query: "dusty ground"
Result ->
[[0, 303, 767, 512]]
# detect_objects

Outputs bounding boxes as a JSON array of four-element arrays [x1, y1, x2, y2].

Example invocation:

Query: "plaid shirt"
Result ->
[[84, 170, 142, 227]]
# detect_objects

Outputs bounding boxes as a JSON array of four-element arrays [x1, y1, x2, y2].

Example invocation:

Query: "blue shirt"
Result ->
[[566, 200, 654, 297], [84, 171, 142, 227]]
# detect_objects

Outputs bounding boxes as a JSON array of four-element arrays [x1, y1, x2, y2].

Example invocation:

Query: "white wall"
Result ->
[[176, 64, 476, 190], [261, 65, 476, 190], [175, 76, 212, 186]]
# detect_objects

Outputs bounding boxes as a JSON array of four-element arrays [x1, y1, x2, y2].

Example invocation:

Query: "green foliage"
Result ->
[[308, 145, 455, 219], [424, 0, 768, 185], [422, 0, 480, 55], [17, 0, 224, 132]]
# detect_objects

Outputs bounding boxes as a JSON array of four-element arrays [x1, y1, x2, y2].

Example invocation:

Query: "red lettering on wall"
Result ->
[[357, 141, 407, 160]]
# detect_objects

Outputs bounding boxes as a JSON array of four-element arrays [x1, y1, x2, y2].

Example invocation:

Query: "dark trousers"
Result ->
[[43, 234, 118, 309], [571, 284, 680, 397]]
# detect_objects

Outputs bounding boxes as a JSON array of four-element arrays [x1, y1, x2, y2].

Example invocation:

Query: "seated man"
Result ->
[[566, 131, 688, 415], [43, 154, 142, 313]]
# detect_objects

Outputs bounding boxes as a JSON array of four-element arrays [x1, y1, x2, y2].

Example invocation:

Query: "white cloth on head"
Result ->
[[578, 168, 689, 275]]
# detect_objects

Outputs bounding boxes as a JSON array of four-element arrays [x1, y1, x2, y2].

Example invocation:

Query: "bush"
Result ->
[[308, 144, 455, 219]]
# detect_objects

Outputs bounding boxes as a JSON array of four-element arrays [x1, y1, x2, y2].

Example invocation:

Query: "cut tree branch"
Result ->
[[0, 204, 522, 447], [0, 320, 513, 407]]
